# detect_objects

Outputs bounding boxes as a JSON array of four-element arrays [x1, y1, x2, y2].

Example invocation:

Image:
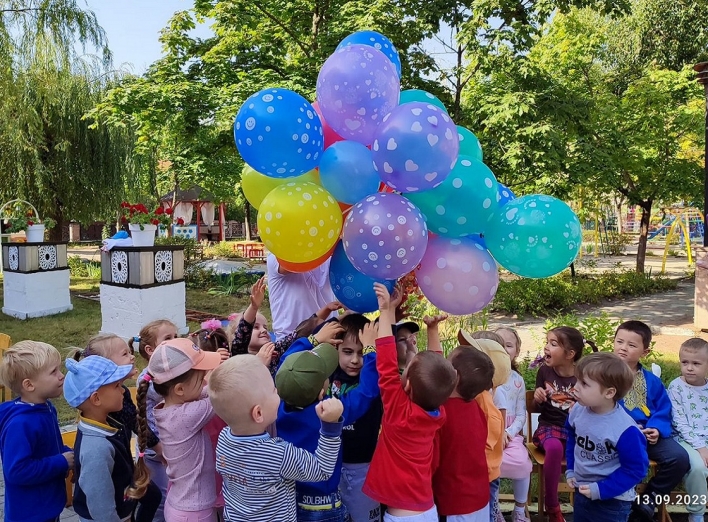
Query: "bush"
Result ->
[[601, 231, 633, 256], [155, 236, 201, 260], [203, 241, 242, 259], [68, 255, 100, 279]]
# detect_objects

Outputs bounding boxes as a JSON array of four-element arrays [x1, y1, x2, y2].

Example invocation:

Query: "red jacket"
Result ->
[[433, 397, 490, 515], [362, 336, 446, 511]]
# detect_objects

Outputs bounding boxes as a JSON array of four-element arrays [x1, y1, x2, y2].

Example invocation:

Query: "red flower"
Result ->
[[177, 218, 185, 226], [151, 219, 159, 225], [27, 220, 34, 226], [165, 208, 173, 215], [137, 204, 148, 214], [120, 202, 130, 208], [121, 216, 128, 224], [155, 207, 164, 215]]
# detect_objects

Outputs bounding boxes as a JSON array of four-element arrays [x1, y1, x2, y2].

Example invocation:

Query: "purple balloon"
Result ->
[[343, 193, 428, 280], [372, 102, 459, 193], [416, 236, 499, 315], [316, 44, 400, 146]]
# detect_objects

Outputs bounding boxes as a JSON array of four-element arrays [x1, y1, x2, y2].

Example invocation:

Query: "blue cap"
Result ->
[[64, 356, 133, 408]]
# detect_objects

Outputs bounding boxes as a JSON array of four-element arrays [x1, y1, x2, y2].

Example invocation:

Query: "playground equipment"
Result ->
[[654, 207, 704, 273]]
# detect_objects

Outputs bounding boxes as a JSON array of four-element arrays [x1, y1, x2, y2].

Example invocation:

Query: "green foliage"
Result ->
[[601, 231, 633, 256], [491, 270, 678, 317], [203, 241, 242, 259], [67, 255, 100, 278], [543, 312, 621, 352], [155, 236, 201, 260], [207, 271, 261, 297]]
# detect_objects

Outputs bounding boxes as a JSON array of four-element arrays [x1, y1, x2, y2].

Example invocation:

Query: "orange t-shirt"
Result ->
[[474, 389, 504, 481]]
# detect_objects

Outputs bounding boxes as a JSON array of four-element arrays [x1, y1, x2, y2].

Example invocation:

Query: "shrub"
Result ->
[[68, 255, 100, 278], [601, 231, 633, 256], [155, 236, 201, 260], [204, 241, 242, 259]]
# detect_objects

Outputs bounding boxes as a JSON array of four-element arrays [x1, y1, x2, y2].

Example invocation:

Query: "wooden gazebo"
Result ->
[[160, 185, 226, 242]]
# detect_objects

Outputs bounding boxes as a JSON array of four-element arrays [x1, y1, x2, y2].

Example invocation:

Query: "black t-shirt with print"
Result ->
[[535, 364, 577, 428]]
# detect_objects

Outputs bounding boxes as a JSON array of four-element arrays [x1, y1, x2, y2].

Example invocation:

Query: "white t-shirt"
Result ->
[[267, 254, 336, 340]]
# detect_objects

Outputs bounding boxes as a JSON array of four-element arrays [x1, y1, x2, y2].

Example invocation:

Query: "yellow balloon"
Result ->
[[241, 165, 320, 209], [258, 181, 342, 264]]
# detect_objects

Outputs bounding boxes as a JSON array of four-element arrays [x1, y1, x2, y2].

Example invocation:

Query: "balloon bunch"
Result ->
[[234, 30, 582, 315]]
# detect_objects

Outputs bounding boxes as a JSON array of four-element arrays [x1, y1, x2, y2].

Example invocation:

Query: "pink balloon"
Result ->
[[416, 236, 499, 315], [312, 101, 345, 149]]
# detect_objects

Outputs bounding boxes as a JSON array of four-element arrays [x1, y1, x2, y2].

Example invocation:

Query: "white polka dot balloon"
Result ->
[[257, 181, 342, 264], [234, 88, 323, 178], [416, 235, 499, 315], [342, 193, 428, 280]]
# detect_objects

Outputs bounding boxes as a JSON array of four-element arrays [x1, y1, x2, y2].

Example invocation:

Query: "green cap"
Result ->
[[275, 343, 339, 408]]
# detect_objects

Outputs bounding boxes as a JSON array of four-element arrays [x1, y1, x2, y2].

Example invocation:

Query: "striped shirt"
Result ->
[[216, 421, 343, 522]]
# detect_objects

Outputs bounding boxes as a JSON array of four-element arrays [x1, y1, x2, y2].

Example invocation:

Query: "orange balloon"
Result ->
[[277, 243, 337, 273]]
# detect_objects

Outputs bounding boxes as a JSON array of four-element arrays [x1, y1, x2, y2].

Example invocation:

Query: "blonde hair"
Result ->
[[225, 314, 242, 345], [0, 341, 61, 394], [130, 319, 177, 361], [69, 334, 122, 361], [208, 354, 268, 427]]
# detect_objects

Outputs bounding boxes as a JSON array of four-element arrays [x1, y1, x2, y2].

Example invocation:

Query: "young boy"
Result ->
[[276, 317, 379, 522], [207, 353, 344, 522], [330, 314, 383, 522], [363, 283, 457, 521], [566, 352, 649, 522], [0, 341, 73, 522], [433, 345, 496, 521], [613, 320, 690, 522], [394, 320, 420, 373], [668, 338, 708, 522]]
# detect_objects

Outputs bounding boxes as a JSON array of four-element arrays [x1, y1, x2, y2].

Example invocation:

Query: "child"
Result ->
[[330, 313, 383, 522], [363, 283, 457, 521], [0, 341, 74, 522], [133, 319, 178, 522], [394, 319, 420, 373], [566, 352, 649, 522], [432, 343, 496, 521], [613, 320, 690, 522], [64, 355, 156, 522], [496, 327, 533, 522], [135, 337, 222, 521], [532, 326, 597, 522], [667, 338, 708, 522], [208, 354, 344, 522]]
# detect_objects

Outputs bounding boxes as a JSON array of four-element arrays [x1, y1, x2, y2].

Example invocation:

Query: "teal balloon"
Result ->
[[407, 156, 498, 237], [485, 194, 582, 279], [399, 89, 447, 112], [457, 126, 483, 162]]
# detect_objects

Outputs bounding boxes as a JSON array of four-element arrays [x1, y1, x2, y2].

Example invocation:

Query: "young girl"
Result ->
[[135, 337, 222, 522], [496, 327, 533, 522], [133, 319, 178, 522], [532, 327, 597, 522]]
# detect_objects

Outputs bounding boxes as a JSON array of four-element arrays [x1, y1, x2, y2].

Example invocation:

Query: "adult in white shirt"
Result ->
[[266, 253, 337, 340]]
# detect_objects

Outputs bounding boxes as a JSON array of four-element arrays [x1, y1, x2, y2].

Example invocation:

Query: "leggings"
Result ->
[[541, 437, 564, 509]]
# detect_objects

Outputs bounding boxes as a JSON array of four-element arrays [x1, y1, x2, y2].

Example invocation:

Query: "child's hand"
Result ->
[[314, 321, 344, 346], [359, 322, 378, 348], [316, 397, 344, 423], [534, 387, 548, 404], [217, 348, 230, 362], [578, 485, 592, 498], [317, 301, 343, 320], [374, 282, 393, 312], [641, 428, 659, 445], [63, 451, 75, 470], [256, 342, 275, 366], [566, 477, 577, 489], [390, 283, 404, 309], [698, 447, 708, 468], [502, 432, 512, 449], [250, 276, 266, 310], [423, 314, 448, 329]]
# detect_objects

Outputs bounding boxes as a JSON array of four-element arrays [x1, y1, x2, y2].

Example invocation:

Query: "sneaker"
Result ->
[[512, 509, 531, 522], [688, 515, 705, 522], [546, 505, 566, 522], [493, 506, 505, 522]]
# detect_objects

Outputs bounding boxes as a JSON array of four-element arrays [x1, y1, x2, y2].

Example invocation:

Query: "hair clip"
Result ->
[[138, 452, 145, 458], [143, 374, 152, 383], [205, 332, 212, 340], [133, 336, 140, 344], [81, 349, 89, 358]]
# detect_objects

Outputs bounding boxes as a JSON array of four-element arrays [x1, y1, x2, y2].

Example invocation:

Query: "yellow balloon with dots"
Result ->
[[241, 165, 321, 209], [258, 181, 342, 264]]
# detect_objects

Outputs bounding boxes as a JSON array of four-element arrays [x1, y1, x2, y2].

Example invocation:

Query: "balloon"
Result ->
[[337, 31, 402, 78], [400, 89, 447, 112], [457, 126, 483, 162], [234, 88, 324, 177], [241, 165, 320, 209], [416, 236, 499, 315], [485, 194, 582, 278], [319, 141, 381, 205], [372, 102, 459, 193], [257, 181, 342, 264], [406, 156, 498, 237], [278, 243, 337, 273], [343, 193, 428, 280], [329, 241, 396, 313], [316, 44, 400, 145], [312, 101, 345, 149], [497, 183, 516, 207]]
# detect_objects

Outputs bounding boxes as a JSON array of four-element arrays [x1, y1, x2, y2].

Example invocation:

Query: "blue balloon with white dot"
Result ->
[[337, 30, 402, 78], [234, 88, 324, 178], [497, 183, 516, 207]]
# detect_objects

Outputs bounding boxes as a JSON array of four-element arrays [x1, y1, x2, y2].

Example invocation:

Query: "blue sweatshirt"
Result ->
[[276, 337, 379, 497], [618, 364, 673, 438], [0, 399, 71, 522], [566, 403, 649, 501]]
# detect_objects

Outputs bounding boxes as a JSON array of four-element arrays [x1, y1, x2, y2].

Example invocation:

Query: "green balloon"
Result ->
[[406, 156, 498, 237], [399, 89, 448, 112], [457, 126, 483, 162], [485, 194, 582, 278]]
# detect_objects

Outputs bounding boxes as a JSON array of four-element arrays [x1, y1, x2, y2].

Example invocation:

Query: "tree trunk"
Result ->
[[613, 194, 625, 233], [636, 200, 652, 274], [244, 203, 252, 241]]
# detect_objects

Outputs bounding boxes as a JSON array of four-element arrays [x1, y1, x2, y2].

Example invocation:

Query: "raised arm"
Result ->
[[423, 314, 447, 355]]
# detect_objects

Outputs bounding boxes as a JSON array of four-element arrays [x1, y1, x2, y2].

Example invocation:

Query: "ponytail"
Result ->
[[191, 327, 229, 353], [128, 336, 139, 357], [585, 339, 599, 353], [125, 376, 151, 500]]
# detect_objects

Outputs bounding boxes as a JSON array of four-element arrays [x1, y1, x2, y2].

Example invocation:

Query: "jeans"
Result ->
[[489, 479, 500, 522], [340, 463, 381, 522], [573, 493, 631, 522], [646, 437, 690, 495], [296, 491, 349, 522]]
